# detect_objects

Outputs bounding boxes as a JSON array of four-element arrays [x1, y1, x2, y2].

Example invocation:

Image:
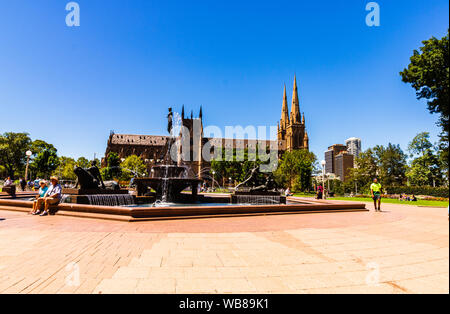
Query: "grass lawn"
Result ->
[[293, 192, 317, 197], [331, 197, 449, 208]]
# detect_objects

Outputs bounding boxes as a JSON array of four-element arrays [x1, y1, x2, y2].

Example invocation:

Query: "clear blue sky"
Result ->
[[0, 0, 448, 160]]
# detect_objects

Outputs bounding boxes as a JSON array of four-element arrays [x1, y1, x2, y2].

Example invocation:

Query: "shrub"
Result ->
[[386, 186, 449, 198]]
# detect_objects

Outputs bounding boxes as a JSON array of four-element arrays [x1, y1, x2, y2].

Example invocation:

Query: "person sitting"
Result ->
[[3, 177, 13, 187], [30, 180, 48, 215], [285, 187, 293, 197], [39, 176, 62, 217], [411, 195, 417, 202]]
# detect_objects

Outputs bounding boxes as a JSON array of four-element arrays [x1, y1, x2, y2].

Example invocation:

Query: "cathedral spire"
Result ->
[[291, 75, 300, 123], [199, 105, 203, 119], [181, 105, 185, 119], [281, 84, 290, 128]]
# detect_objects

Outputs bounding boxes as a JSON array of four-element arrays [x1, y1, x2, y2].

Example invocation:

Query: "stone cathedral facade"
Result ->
[[277, 76, 309, 151], [104, 76, 309, 178]]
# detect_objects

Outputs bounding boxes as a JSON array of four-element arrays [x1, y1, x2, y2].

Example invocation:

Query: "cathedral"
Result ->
[[103, 76, 309, 178], [277, 75, 309, 151]]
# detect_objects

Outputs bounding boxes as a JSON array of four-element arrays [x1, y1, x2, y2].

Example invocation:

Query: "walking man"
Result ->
[[370, 178, 382, 212]]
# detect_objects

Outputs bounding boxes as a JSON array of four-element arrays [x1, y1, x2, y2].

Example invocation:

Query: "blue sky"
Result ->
[[0, 0, 448, 160]]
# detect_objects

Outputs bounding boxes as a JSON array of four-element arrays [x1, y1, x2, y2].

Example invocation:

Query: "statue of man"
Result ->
[[167, 107, 173, 135], [87, 160, 105, 189]]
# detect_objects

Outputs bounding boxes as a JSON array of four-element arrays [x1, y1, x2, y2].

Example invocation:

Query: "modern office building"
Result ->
[[346, 137, 362, 158], [324, 144, 348, 174], [335, 151, 355, 182]]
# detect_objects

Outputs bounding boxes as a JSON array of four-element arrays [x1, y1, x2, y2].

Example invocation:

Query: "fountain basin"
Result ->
[[134, 177, 202, 202]]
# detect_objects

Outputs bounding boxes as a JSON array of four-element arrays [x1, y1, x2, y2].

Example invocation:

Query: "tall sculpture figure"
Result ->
[[167, 107, 173, 135]]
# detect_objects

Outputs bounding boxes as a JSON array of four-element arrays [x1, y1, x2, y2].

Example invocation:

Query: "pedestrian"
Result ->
[[19, 177, 27, 191], [317, 184, 323, 200], [370, 178, 382, 212], [33, 177, 40, 191]]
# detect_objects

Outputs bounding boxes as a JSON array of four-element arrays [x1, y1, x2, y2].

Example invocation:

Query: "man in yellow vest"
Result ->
[[370, 178, 383, 212]]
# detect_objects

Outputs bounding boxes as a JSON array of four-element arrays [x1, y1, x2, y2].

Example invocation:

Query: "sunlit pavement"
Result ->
[[0, 200, 448, 294]]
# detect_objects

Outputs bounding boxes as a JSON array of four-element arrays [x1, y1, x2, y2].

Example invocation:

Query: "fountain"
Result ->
[[62, 161, 132, 206], [134, 165, 202, 203], [134, 108, 202, 203]]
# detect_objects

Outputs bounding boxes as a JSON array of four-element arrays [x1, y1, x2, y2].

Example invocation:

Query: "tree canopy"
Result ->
[[273, 149, 317, 191], [0, 132, 32, 178], [120, 155, 147, 181], [400, 30, 449, 140]]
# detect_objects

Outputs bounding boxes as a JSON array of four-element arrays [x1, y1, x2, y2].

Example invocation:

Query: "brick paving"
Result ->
[[0, 201, 448, 294]]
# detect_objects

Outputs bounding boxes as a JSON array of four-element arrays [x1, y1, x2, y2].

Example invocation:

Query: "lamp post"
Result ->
[[321, 160, 326, 200], [25, 150, 32, 182], [212, 171, 215, 191]]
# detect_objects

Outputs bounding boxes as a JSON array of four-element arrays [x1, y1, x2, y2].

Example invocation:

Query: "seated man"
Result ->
[[39, 176, 62, 217], [284, 187, 293, 197], [3, 177, 13, 187], [30, 180, 48, 215]]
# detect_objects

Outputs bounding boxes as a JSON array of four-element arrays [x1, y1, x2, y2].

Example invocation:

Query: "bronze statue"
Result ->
[[235, 166, 278, 193], [167, 107, 173, 135], [74, 161, 106, 190], [249, 174, 277, 193]]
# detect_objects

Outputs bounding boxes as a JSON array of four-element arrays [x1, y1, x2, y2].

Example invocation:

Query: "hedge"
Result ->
[[386, 186, 449, 198]]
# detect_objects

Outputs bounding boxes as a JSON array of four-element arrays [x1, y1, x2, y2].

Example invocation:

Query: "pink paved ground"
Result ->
[[0, 200, 448, 294]]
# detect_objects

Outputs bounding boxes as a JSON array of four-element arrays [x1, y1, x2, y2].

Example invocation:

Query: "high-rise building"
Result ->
[[335, 151, 355, 182], [346, 137, 362, 158], [324, 144, 348, 174]]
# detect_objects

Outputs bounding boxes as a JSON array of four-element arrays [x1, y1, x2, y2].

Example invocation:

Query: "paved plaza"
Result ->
[[0, 200, 448, 294]]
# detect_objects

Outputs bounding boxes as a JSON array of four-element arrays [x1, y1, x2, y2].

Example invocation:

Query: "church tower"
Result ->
[[278, 76, 309, 152]]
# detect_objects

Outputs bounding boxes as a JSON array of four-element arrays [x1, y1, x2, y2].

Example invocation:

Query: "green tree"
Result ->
[[274, 149, 316, 191], [374, 144, 407, 186], [347, 148, 379, 193], [400, 30, 449, 139], [31, 147, 59, 179], [211, 148, 265, 187], [101, 152, 122, 180], [408, 132, 433, 157], [28, 139, 60, 179], [75, 157, 90, 169], [438, 146, 449, 183], [0, 132, 32, 179], [347, 144, 408, 192], [406, 132, 442, 186], [53, 156, 77, 180], [120, 155, 147, 181], [400, 30, 449, 185]]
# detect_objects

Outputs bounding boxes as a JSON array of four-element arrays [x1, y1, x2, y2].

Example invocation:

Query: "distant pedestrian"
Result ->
[[19, 177, 27, 191], [370, 178, 382, 212], [33, 177, 40, 191], [317, 184, 324, 200]]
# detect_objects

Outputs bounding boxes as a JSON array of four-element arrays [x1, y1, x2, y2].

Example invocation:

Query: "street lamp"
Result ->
[[212, 171, 216, 190], [25, 150, 32, 182], [321, 160, 326, 199]]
